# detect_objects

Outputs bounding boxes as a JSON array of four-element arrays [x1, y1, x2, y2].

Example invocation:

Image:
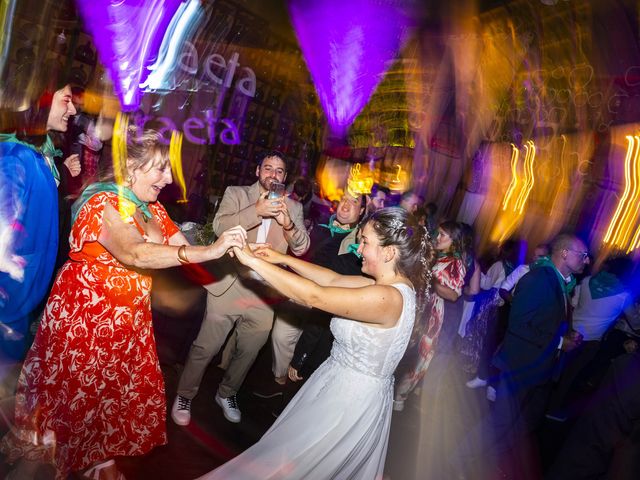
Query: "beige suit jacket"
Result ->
[[204, 181, 310, 296]]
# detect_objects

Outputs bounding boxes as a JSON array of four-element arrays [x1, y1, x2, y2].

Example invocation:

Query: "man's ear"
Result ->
[[256, 165, 260, 177]]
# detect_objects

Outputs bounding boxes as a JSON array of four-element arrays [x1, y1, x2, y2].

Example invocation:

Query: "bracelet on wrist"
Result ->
[[177, 245, 190, 264], [283, 222, 295, 232]]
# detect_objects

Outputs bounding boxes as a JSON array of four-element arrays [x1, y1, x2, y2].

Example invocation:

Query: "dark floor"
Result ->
[[1, 279, 638, 479]]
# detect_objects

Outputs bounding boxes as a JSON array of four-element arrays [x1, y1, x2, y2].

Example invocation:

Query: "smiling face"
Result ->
[[46, 85, 76, 132], [129, 152, 173, 203], [256, 155, 287, 192], [357, 222, 386, 276], [335, 193, 364, 226]]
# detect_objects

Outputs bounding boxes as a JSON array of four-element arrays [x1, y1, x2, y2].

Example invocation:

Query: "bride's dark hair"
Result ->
[[365, 207, 434, 312]]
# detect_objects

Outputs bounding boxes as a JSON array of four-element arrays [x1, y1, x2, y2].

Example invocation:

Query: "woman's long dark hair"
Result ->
[[365, 207, 435, 314], [438, 220, 465, 256]]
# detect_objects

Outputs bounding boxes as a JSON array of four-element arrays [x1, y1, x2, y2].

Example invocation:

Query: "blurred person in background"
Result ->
[[393, 220, 466, 411], [0, 81, 80, 369], [545, 255, 634, 422], [366, 183, 389, 215]]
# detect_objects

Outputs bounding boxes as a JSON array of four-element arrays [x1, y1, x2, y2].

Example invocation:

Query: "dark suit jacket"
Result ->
[[493, 266, 569, 386]]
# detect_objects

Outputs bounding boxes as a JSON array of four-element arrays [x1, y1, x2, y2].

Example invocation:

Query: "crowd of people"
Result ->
[[1, 82, 639, 480]]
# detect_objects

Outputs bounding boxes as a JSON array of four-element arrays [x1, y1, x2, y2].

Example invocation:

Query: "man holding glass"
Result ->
[[172, 150, 310, 424]]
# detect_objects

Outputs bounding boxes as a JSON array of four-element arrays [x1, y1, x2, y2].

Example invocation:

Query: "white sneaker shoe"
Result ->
[[486, 386, 497, 402], [393, 399, 405, 412], [215, 393, 241, 423], [466, 376, 488, 389], [171, 395, 192, 426]]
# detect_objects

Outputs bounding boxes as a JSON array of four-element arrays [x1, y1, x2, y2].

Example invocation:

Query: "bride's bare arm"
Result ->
[[236, 246, 402, 327], [253, 246, 374, 289]]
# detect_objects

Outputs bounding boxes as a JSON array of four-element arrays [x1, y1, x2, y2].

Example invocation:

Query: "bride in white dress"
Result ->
[[197, 207, 434, 480]]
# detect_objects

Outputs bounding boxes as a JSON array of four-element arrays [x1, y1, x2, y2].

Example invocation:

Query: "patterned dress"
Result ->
[[1, 192, 178, 478], [395, 255, 466, 401]]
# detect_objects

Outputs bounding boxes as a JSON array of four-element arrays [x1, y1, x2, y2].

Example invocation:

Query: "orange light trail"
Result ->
[[603, 135, 640, 251], [501, 144, 519, 211]]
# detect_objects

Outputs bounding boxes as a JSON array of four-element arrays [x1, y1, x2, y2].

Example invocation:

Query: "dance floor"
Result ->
[[0, 277, 629, 479]]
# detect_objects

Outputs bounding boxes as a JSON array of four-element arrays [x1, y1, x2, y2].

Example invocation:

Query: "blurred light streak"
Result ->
[[288, 0, 411, 138], [112, 112, 139, 223], [615, 137, 640, 248], [501, 144, 520, 211], [514, 140, 536, 214], [315, 157, 352, 202], [0, 0, 17, 78], [170, 130, 188, 203], [490, 141, 537, 244], [548, 135, 568, 216], [603, 135, 640, 250], [346, 163, 374, 197], [76, 0, 184, 111], [141, 0, 203, 91]]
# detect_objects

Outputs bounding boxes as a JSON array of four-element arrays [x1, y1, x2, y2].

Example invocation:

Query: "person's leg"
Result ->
[[177, 292, 236, 399], [271, 303, 304, 382], [217, 302, 275, 398]]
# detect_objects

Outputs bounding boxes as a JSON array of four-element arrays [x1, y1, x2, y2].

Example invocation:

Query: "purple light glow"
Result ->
[[75, 0, 183, 111], [288, 0, 411, 138]]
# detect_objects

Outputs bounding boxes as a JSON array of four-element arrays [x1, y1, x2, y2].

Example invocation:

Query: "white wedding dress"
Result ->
[[197, 283, 416, 480]]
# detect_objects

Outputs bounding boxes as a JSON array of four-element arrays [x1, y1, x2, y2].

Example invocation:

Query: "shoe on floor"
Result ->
[[466, 376, 488, 389], [252, 381, 285, 399], [486, 386, 497, 402], [393, 399, 405, 412], [216, 393, 241, 423], [171, 395, 192, 426]]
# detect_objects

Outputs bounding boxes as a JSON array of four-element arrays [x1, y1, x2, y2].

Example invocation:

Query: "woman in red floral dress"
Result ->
[[1, 130, 247, 480], [393, 221, 466, 410]]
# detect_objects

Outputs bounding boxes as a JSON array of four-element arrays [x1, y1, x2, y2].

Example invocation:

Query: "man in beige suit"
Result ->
[[172, 151, 310, 424]]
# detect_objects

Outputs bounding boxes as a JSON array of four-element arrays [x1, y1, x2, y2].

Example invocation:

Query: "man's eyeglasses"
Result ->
[[568, 249, 589, 260]]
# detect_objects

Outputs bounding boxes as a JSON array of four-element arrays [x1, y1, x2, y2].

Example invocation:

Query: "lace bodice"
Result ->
[[329, 283, 416, 379]]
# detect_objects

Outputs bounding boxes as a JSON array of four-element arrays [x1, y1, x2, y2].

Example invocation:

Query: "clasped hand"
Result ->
[[231, 243, 283, 266]]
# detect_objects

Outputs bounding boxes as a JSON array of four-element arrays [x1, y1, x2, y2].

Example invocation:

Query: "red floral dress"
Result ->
[[1, 192, 178, 478], [395, 255, 466, 401]]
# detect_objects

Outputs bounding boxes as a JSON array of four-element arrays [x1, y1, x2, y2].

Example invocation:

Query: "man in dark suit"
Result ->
[[456, 233, 589, 479]]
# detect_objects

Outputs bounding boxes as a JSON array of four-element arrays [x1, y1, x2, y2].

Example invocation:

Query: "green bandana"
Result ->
[[531, 255, 576, 295], [0, 133, 61, 185], [347, 243, 362, 258], [589, 271, 626, 300], [72, 182, 152, 222], [318, 215, 354, 237]]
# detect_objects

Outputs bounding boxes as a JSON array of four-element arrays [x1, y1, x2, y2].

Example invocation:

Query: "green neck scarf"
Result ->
[[589, 271, 626, 300], [0, 133, 61, 185], [531, 255, 576, 295], [347, 243, 362, 258], [318, 215, 354, 237], [72, 182, 152, 222]]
